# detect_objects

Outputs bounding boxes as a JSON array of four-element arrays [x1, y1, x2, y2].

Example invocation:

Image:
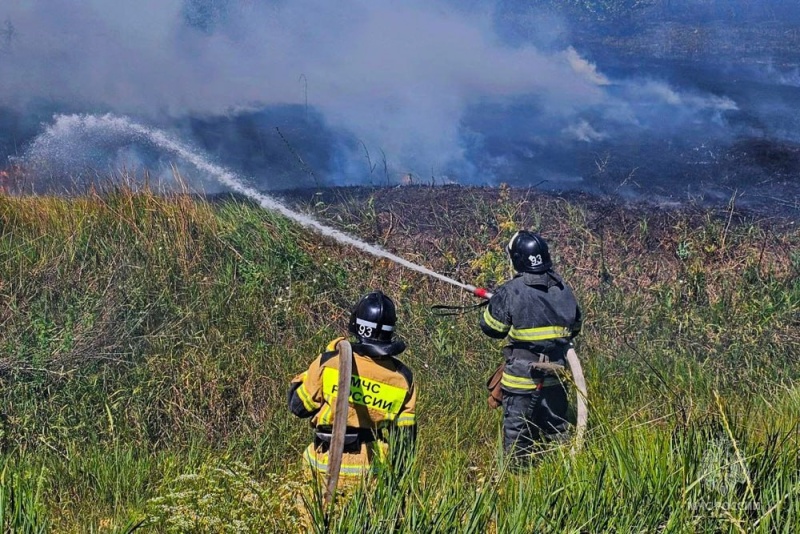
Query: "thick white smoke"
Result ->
[[0, 0, 738, 183]]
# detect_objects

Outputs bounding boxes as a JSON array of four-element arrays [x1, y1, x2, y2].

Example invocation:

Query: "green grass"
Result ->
[[1, 183, 798, 532]]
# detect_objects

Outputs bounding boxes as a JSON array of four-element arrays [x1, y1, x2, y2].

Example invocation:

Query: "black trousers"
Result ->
[[501, 348, 570, 463]]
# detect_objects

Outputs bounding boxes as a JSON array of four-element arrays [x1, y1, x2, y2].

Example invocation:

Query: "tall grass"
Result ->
[[1, 183, 798, 531], [0, 459, 49, 534]]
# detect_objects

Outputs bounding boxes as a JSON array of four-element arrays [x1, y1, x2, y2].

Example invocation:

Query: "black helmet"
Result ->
[[348, 290, 397, 343], [506, 231, 552, 274]]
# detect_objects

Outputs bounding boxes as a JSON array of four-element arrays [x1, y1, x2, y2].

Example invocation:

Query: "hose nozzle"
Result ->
[[463, 284, 493, 300]]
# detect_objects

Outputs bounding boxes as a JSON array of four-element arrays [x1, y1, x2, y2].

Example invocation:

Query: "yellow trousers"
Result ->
[[303, 440, 389, 483]]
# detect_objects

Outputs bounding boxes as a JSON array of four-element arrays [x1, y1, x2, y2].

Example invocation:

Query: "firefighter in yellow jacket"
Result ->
[[288, 290, 417, 481]]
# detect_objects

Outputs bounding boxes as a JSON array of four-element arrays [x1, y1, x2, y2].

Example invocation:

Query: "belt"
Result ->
[[315, 427, 378, 445], [510, 340, 569, 354]]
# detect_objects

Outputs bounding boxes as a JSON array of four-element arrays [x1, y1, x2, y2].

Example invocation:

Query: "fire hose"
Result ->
[[325, 339, 353, 506], [459, 284, 588, 452]]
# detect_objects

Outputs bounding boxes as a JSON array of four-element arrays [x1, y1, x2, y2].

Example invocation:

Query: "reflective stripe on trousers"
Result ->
[[303, 441, 389, 478]]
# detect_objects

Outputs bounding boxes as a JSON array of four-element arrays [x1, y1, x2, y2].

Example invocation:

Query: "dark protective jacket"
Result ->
[[480, 270, 582, 349], [288, 337, 417, 478], [480, 270, 582, 393]]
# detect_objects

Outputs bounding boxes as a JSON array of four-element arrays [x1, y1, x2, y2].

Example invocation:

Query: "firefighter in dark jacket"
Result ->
[[480, 231, 582, 465], [288, 291, 417, 482]]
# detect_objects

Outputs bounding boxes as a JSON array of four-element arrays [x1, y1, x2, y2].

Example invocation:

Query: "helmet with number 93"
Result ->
[[506, 231, 552, 274], [348, 290, 397, 343]]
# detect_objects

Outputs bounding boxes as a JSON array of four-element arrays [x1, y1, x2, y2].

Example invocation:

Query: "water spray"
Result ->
[[31, 114, 495, 300]]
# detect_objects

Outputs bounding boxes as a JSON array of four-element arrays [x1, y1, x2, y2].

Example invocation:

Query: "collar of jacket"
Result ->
[[352, 339, 407, 358], [516, 270, 563, 289]]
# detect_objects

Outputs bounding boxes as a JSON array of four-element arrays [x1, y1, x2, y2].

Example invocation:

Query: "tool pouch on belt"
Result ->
[[486, 363, 505, 409]]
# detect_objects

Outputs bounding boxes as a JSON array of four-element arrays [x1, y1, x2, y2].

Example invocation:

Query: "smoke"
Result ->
[[1, 0, 612, 180], [1, 0, 799, 209]]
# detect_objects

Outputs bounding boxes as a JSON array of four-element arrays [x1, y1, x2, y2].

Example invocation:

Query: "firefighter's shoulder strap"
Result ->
[[324, 339, 352, 506]]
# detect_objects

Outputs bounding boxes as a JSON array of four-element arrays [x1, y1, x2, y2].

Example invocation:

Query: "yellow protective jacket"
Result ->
[[288, 337, 417, 477]]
